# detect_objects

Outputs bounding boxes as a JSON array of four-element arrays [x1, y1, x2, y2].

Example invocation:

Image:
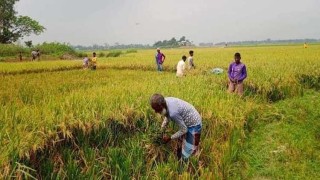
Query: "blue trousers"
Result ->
[[156, 62, 163, 71]]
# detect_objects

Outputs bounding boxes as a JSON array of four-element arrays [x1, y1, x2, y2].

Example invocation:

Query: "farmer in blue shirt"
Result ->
[[155, 48, 165, 71], [150, 93, 202, 160]]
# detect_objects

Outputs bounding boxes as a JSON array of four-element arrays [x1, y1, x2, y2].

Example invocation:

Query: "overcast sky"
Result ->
[[16, 0, 320, 45]]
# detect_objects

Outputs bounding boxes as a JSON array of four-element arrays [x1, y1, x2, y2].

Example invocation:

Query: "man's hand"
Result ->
[[162, 134, 171, 144], [230, 78, 236, 83]]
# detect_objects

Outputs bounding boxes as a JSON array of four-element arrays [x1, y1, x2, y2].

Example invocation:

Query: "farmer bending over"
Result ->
[[228, 52, 247, 96], [83, 54, 89, 69], [150, 93, 202, 160]]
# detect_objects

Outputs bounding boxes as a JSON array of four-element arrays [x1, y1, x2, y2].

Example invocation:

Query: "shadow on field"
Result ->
[[0, 66, 83, 76], [5, 115, 246, 179], [299, 74, 320, 91], [244, 82, 302, 103], [244, 74, 320, 103], [14, 119, 138, 179], [9, 119, 206, 179], [0, 65, 176, 76]]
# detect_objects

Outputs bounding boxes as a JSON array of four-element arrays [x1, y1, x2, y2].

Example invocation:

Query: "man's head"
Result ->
[[93, 52, 96, 57], [234, 52, 241, 64], [150, 93, 167, 115], [157, 48, 160, 53], [182, 55, 187, 62], [189, 50, 194, 56]]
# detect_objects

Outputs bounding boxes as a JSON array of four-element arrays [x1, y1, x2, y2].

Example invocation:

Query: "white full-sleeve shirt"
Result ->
[[188, 56, 194, 69], [176, 60, 185, 77]]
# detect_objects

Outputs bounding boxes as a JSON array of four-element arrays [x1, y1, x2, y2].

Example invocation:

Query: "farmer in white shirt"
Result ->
[[31, 50, 40, 61], [188, 50, 195, 69], [176, 55, 187, 77]]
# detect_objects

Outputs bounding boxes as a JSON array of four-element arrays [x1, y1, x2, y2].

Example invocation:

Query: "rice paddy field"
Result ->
[[1, 45, 320, 179]]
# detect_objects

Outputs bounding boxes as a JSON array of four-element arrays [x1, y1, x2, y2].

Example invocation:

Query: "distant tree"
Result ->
[[104, 43, 109, 49], [153, 40, 162, 47], [153, 36, 193, 47], [215, 38, 320, 46], [24, 40, 32, 48], [0, 0, 45, 43], [168, 37, 177, 45], [179, 36, 186, 42]]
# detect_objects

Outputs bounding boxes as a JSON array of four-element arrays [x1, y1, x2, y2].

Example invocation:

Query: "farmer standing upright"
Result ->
[[91, 52, 97, 70], [176, 55, 187, 77], [155, 48, 165, 72], [31, 50, 39, 61], [187, 50, 195, 69], [228, 52, 247, 96], [150, 93, 202, 160]]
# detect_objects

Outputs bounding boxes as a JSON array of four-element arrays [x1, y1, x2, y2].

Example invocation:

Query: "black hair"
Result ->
[[189, 50, 194, 54], [234, 52, 241, 58], [182, 55, 187, 60], [150, 93, 166, 106]]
